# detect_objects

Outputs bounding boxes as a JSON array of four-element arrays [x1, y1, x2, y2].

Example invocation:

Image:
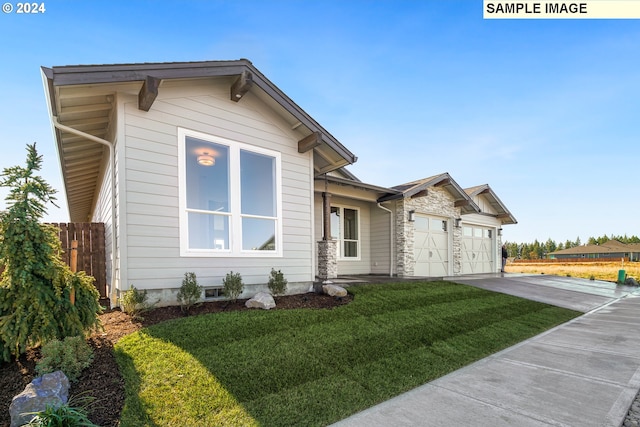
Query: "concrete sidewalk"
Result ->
[[332, 274, 640, 427]]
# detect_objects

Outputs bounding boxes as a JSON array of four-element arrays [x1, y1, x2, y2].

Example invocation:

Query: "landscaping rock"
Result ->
[[322, 284, 347, 297], [625, 277, 639, 286], [245, 292, 276, 310], [10, 370, 69, 427]]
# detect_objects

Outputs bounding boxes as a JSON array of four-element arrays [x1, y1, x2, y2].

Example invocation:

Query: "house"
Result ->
[[42, 59, 516, 307], [549, 240, 640, 261]]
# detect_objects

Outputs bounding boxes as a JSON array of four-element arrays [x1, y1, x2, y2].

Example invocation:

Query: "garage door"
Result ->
[[414, 214, 449, 277], [461, 225, 494, 274]]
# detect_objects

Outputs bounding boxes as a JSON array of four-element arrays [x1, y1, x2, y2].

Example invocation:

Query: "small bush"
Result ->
[[223, 271, 244, 302], [267, 268, 288, 297], [120, 285, 152, 320], [589, 275, 595, 281], [177, 272, 203, 313], [35, 336, 94, 382], [27, 394, 98, 426]]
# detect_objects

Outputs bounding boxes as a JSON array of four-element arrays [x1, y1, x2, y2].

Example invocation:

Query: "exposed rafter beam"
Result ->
[[230, 70, 253, 102], [410, 190, 428, 199], [138, 76, 162, 111], [298, 132, 322, 153], [455, 200, 470, 207], [316, 160, 350, 175], [434, 178, 451, 187]]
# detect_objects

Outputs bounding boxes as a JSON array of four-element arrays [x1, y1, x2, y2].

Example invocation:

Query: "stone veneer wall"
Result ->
[[317, 239, 338, 279], [395, 187, 463, 277]]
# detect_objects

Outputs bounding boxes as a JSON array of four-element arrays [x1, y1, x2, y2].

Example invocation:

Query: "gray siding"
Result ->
[[119, 80, 315, 301], [370, 204, 392, 275]]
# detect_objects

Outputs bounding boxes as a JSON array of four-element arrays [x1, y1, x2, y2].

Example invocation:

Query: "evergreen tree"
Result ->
[[544, 238, 557, 254], [0, 143, 101, 361]]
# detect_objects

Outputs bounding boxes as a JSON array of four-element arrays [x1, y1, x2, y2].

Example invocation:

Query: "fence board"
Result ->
[[0, 222, 107, 299], [48, 223, 107, 298]]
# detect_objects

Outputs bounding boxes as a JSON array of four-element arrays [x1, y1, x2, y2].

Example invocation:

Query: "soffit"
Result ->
[[51, 83, 121, 221], [466, 184, 517, 225]]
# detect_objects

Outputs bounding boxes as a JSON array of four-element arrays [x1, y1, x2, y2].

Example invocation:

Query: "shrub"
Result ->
[[27, 394, 98, 427], [267, 268, 288, 297], [223, 271, 244, 302], [120, 285, 152, 320], [35, 336, 94, 382], [177, 272, 203, 313], [0, 144, 101, 362]]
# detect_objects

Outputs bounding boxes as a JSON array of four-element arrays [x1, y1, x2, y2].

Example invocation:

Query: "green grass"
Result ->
[[114, 281, 580, 426]]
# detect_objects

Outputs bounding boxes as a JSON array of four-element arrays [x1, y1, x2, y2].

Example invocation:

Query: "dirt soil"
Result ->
[[0, 292, 352, 427]]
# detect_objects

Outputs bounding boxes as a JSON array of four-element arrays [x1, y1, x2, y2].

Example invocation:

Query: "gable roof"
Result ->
[[378, 173, 480, 214], [465, 184, 517, 225], [551, 240, 640, 256], [41, 59, 358, 221]]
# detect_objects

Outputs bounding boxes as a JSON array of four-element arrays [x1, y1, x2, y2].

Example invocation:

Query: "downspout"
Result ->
[[377, 203, 394, 277], [51, 117, 118, 308]]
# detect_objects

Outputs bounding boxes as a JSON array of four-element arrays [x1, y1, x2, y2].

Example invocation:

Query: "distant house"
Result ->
[[42, 59, 517, 307], [549, 240, 640, 261]]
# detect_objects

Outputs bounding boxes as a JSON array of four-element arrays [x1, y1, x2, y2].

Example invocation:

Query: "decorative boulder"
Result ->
[[10, 370, 70, 427], [323, 284, 348, 297], [245, 292, 276, 310]]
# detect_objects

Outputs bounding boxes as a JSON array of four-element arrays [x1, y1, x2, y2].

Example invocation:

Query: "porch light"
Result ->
[[408, 210, 416, 222], [498, 228, 503, 236], [197, 153, 215, 166], [454, 218, 461, 227]]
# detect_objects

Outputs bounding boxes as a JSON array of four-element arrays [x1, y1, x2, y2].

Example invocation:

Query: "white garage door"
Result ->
[[414, 214, 449, 277], [462, 225, 494, 274]]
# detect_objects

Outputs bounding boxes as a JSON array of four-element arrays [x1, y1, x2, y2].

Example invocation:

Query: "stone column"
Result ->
[[317, 239, 337, 280]]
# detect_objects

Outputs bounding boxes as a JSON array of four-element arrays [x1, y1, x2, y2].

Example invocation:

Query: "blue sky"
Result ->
[[0, 0, 638, 244]]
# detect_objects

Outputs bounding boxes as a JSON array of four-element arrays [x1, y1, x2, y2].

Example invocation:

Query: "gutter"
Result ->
[[50, 116, 118, 308], [377, 203, 394, 277]]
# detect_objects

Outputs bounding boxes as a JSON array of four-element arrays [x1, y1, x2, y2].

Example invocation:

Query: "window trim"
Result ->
[[329, 204, 361, 261], [178, 128, 283, 257]]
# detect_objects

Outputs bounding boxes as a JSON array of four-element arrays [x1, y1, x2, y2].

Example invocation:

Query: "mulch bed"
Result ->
[[0, 292, 352, 427]]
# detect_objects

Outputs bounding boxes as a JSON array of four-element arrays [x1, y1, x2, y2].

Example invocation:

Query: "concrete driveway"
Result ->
[[332, 274, 640, 427]]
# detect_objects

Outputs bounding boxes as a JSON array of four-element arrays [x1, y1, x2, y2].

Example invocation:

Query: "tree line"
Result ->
[[504, 234, 640, 260]]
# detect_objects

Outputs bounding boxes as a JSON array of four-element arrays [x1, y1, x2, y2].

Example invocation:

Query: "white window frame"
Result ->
[[329, 204, 361, 261], [178, 128, 283, 257]]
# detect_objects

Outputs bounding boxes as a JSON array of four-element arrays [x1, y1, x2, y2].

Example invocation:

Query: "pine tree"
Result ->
[[0, 143, 101, 361]]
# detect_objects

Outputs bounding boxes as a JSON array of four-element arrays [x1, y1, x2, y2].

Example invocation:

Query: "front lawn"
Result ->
[[115, 281, 580, 426]]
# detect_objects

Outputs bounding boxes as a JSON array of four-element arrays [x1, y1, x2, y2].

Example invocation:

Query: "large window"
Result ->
[[179, 129, 282, 256], [330, 205, 360, 259]]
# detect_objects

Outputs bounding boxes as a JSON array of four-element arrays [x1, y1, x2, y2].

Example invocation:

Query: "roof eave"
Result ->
[[318, 175, 399, 196], [45, 60, 357, 168]]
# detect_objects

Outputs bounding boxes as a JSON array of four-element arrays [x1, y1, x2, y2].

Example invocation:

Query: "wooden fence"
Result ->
[[49, 222, 107, 298], [512, 257, 629, 264], [0, 223, 107, 298]]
